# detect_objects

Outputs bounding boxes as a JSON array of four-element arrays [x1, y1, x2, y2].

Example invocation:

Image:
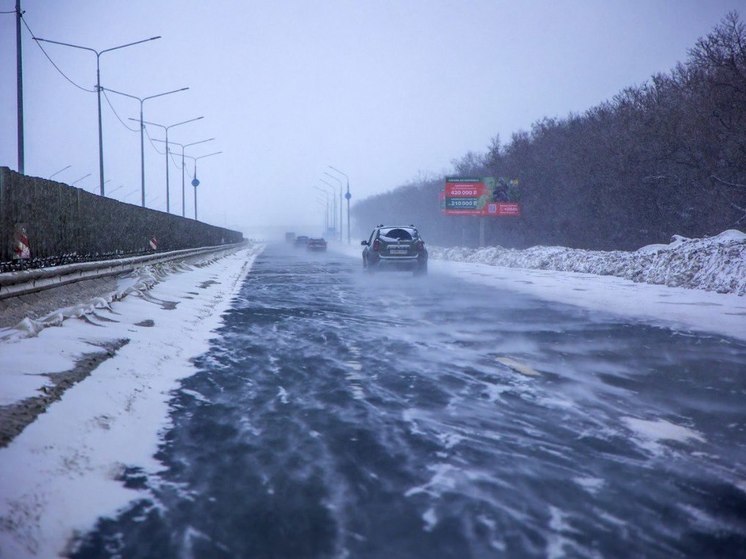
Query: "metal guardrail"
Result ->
[[0, 242, 246, 300]]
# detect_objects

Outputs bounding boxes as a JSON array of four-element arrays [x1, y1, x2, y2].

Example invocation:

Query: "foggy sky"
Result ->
[[0, 0, 742, 235]]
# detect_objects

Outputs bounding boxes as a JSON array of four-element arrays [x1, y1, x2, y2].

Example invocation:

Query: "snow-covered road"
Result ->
[[431, 259, 746, 342], [0, 234, 744, 557]]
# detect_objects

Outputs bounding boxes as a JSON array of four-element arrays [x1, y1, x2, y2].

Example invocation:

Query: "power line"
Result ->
[[168, 148, 182, 170], [21, 15, 95, 93], [101, 89, 140, 132], [143, 126, 167, 155]]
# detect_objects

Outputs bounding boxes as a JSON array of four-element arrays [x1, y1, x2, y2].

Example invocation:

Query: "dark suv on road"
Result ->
[[361, 225, 428, 275]]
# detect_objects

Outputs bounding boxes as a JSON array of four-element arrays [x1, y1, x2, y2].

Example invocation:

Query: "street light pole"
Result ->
[[49, 164, 71, 180], [313, 185, 332, 233], [15, 0, 24, 174], [183, 151, 222, 220], [314, 199, 328, 233], [319, 179, 338, 238], [34, 35, 161, 196], [153, 137, 214, 217], [179, 139, 214, 218], [105, 86, 189, 207], [140, 116, 203, 213], [328, 166, 351, 243], [71, 173, 91, 186], [322, 173, 343, 241]]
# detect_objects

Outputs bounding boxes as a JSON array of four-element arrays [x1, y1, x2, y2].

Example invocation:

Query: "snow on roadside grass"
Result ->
[[430, 230, 746, 295]]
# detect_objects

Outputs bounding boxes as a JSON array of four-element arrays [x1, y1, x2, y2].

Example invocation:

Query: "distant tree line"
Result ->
[[351, 12, 746, 250]]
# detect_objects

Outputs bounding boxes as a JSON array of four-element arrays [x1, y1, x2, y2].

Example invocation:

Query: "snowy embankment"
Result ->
[[0, 243, 264, 559], [430, 230, 746, 296]]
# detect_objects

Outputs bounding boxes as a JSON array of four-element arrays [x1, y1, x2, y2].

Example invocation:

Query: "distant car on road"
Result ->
[[361, 225, 427, 275], [294, 235, 309, 248], [307, 238, 327, 252]]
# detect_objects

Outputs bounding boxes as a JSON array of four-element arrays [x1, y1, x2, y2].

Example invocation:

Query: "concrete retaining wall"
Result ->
[[0, 167, 242, 264]]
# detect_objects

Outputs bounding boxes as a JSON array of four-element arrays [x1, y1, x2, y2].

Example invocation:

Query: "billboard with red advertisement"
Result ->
[[442, 176, 520, 216]]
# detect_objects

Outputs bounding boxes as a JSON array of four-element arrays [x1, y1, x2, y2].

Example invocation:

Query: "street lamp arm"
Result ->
[[49, 165, 71, 179], [140, 119, 167, 130], [34, 35, 160, 57], [318, 181, 334, 191], [328, 165, 349, 180], [144, 87, 188, 102], [153, 137, 215, 149], [182, 151, 223, 165], [323, 171, 342, 184], [104, 86, 189, 105], [169, 115, 203, 129], [99, 36, 161, 55], [101, 86, 139, 102], [34, 37, 97, 54], [71, 173, 92, 185], [142, 116, 203, 130], [195, 151, 222, 161], [185, 137, 215, 148]]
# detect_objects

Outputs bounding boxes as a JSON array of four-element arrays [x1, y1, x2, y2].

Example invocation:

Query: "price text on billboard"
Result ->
[[442, 177, 521, 217]]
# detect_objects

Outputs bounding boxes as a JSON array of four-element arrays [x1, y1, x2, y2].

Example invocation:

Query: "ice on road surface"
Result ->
[[0, 236, 744, 558]]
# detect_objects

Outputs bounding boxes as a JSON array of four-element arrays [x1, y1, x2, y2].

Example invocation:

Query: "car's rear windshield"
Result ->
[[379, 228, 417, 241]]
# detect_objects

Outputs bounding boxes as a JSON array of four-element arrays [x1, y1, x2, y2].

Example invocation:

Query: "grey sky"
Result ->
[[1, 0, 742, 234]]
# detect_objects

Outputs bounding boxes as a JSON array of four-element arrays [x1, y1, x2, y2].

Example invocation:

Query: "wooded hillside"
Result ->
[[351, 13, 746, 250]]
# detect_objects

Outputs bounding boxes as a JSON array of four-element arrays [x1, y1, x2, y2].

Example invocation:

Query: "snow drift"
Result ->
[[429, 230, 746, 296]]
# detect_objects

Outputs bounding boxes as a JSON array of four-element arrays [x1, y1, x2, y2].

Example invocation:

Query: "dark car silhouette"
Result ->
[[361, 225, 427, 275], [307, 238, 327, 252]]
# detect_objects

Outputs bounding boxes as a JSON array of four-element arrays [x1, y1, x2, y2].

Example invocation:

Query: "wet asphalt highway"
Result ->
[[73, 244, 746, 558]]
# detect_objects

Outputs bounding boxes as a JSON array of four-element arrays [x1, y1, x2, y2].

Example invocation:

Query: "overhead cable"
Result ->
[[21, 16, 95, 93], [143, 126, 167, 155], [102, 89, 140, 132]]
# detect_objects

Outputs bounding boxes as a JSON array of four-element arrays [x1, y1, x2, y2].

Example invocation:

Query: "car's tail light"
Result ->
[[372, 239, 380, 251], [415, 240, 424, 252]]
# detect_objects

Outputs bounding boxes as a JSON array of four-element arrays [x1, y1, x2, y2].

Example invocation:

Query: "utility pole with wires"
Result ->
[[15, 0, 24, 174]]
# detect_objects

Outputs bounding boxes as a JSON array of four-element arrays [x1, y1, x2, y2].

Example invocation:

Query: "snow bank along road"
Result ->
[[427, 229, 746, 342], [430, 229, 746, 296]]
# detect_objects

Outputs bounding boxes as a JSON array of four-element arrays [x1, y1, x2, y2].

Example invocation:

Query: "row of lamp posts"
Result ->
[[138, 116, 203, 214], [33, 35, 161, 198], [33, 35, 219, 220], [152, 138, 214, 217], [317, 166, 351, 243], [102, 86, 188, 208]]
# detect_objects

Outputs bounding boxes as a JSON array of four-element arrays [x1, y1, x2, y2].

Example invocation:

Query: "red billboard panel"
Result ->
[[443, 177, 520, 216]]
